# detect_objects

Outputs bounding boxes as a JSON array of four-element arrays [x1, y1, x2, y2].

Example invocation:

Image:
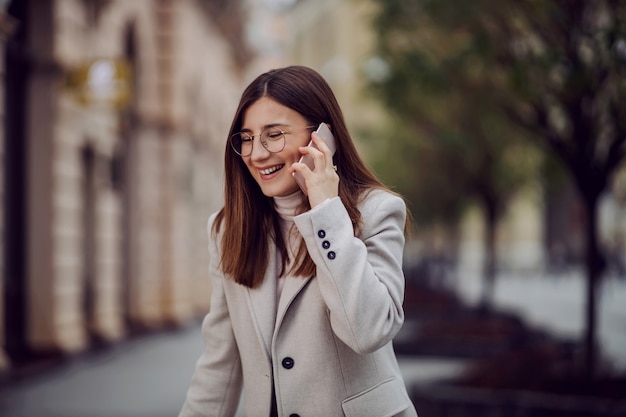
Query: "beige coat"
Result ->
[[179, 190, 418, 417]]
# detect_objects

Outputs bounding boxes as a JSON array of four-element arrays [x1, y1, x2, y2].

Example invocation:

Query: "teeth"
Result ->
[[259, 165, 283, 175]]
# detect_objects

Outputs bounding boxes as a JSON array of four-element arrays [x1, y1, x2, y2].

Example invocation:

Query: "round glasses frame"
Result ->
[[230, 125, 317, 157]]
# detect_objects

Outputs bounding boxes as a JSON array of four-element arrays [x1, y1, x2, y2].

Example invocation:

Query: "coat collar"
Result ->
[[245, 245, 312, 360]]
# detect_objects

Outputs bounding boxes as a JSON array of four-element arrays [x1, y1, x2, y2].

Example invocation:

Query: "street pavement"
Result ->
[[0, 326, 203, 417], [1, 269, 622, 416], [0, 322, 465, 417], [455, 269, 626, 371]]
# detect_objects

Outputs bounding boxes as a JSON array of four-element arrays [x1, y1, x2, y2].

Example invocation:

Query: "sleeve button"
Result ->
[[322, 240, 331, 249], [327, 251, 336, 260], [317, 230, 326, 238]]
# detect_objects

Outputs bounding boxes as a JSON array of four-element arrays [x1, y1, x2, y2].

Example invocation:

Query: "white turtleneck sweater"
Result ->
[[272, 190, 306, 301]]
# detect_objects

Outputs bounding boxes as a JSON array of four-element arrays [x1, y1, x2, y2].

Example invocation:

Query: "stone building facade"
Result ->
[[0, 6, 17, 370], [1, 0, 246, 371]]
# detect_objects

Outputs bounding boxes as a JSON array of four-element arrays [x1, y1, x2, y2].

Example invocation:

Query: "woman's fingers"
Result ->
[[289, 132, 339, 207], [310, 132, 333, 162]]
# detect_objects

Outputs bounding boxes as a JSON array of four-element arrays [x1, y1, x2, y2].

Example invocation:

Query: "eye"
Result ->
[[265, 128, 284, 141], [240, 133, 253, 142]]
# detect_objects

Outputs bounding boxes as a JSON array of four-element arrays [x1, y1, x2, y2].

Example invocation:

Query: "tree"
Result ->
[[372, 0, 626, 381], [368, 0, 540, 305]]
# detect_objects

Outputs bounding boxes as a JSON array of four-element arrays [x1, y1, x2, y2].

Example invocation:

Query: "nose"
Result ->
[[249, 136, 270, 161]]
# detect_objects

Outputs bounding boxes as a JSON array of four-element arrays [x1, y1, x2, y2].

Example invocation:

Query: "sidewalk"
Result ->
[[0, 326, 203, 417], [0, 322, 464, 417], [454, 269, 626, 371]]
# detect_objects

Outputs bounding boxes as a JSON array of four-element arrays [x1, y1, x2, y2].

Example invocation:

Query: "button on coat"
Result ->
[[281, 357, 294, 369]]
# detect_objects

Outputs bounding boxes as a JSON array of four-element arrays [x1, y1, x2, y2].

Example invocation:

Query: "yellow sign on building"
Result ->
[[66, 58, 132, 109]]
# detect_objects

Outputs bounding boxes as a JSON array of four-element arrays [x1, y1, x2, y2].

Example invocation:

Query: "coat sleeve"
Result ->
[[293, 190, 407, 354], [178, 214, 243, 417]]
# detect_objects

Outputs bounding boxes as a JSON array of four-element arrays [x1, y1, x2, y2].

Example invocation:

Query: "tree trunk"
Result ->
[[480, 199, 498, 308], [583, 195, 601, 382]]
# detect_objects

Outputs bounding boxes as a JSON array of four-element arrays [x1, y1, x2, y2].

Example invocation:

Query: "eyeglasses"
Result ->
[[230, 125, 317, 157]]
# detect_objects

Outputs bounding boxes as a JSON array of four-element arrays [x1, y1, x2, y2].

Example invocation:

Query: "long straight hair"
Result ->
[[215, 66, 389, 288]]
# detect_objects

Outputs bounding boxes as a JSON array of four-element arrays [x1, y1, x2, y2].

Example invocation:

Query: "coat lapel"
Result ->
[[274, 274, 312, 336], [245, 248, 278, 361], [246, 244, 314, 359]]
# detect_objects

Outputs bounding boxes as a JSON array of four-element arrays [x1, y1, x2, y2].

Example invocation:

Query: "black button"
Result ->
[[322, 240, 331, 249], [289, 414, 300, 417], [282, 357, 294, 369], [327, 251, 336, 260], [317, 230, 326, 238]]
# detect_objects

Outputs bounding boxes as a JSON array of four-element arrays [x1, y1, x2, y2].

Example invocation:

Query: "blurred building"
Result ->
[[245, 0, 386, 154], [283, 0, 386, 138], [457, 184, 545, 276], [0, 3, 16, 371], [1, 0, 248, 372]]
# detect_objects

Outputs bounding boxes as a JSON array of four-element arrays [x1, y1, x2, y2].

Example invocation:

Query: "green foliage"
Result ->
[[361, 120, 467, 223], [369, 0, 542, 226]]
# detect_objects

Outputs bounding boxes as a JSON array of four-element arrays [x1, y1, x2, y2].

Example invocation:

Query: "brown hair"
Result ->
[[214, 66, 389, 288]]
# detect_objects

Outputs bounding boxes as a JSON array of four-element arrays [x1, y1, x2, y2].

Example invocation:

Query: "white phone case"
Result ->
[[293, 122, 336, 195]]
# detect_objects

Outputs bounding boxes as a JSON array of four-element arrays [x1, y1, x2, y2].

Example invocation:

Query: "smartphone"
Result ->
[[293, 122, 336, 195]]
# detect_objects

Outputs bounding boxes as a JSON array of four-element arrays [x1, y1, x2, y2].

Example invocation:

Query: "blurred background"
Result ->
[[0, 0, 624, 416]]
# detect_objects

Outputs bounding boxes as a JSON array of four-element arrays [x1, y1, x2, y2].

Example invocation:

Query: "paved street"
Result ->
[[0, 322, 464, 417], [455, 269, 626, 371], [0, 326, 203, 417]]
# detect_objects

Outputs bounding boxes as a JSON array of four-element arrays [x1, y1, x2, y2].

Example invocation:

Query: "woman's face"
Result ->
[[240, 97, 312, 197]]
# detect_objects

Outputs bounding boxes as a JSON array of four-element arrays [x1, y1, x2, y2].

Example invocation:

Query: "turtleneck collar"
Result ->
[[273, 190, 306, 221]]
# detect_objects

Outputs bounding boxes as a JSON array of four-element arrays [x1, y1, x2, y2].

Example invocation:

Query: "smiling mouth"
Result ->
[[259, 165, 284, 175]]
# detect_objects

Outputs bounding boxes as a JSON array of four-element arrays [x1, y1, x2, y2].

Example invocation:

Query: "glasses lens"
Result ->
[[262, 128, 285, 153], [230, 133, 252, 156]]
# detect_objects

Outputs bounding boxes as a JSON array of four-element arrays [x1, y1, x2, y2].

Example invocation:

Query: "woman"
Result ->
[[179, 66, 417, 417]]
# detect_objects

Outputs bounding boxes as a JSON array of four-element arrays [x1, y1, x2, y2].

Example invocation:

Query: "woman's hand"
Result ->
[[290, 132, 339, 208]]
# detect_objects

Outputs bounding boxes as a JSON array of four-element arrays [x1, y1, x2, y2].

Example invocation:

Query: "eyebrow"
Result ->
[[240, 123, 291, 132]]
